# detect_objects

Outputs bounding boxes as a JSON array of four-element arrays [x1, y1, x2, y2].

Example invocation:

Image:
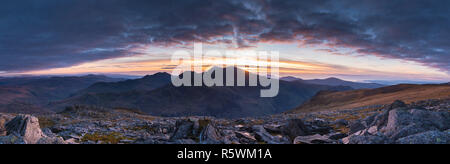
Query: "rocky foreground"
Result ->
[[0, 99, 449, 144]]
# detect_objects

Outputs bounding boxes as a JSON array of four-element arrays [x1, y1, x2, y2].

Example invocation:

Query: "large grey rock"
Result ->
[[396, 130, 449, 144], [222, 130, 241, 144], [382, 109, 449, 139], [281, 119, 308, 140], [253, 125, 289, 144], [329, 133, 348, 140], [42, 128, 57, 138], [362, 114, 376, 127], [37, 136, 68, 144], [369, 110, 390, 128], [293, 134, 333, 144], [235, 131, 257, 143], [170, 119, 195, 140], [334, 119, 348, 126], [388, 100, 407, 110], [199, 123, 223, 144], [263, 124, 283, 134], [342, 134, 392, 144], [5, 115, 45, 144], [0, 114, 14, 136], [0, 135, 26, 144], [348, 120, 366, 134]]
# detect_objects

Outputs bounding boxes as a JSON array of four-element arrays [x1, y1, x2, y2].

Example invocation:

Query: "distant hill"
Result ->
[[73, 72, 171, 96], [291, 83, 450, 113], [280, 76, 384, 89], [54, 68, 352, 118], [280, 76, 302, 82], [0, 75, 123, 113]]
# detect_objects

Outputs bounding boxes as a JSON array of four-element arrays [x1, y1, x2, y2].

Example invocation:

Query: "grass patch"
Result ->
[[81, 132, 132, 144], [127, 124, 158, 133], [331, 124, 350, 134], [38, 116, 56, 129]]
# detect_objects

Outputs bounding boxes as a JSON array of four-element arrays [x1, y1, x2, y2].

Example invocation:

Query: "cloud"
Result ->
[[0, 0, 449, 73]]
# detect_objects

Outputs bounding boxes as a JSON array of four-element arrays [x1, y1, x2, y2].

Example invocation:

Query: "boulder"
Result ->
[[0, 135, 26, 144], [396, 130, 449, 144], [388, 100, 407, 110], [293, 134, 333, 144], [235, 131, 257, 142], [199, 123, 223, 144], [381, 109, 449, 139], [334, 119, 348, 126], [222, 130, 241, 144], [281, 119, 308, 140], [342, 134, 392, 144], [0, 114, 14, 136], [367, 126, 378, 135], [170, 119, 195, 140], [348, 120, 366, 135], [253, 125, 289, 144], [263, 124, 283, 134], [369, 110, 389, 128], [42, 128, 58, 138], [5, 115, 45, 144], [362, 114, 376, 127], [37, 136, 68, 144], [329, 133, 348, 140]]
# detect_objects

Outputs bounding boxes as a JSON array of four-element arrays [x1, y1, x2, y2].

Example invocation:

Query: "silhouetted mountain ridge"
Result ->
[[0, 75, 123, 113], [55, 68, 353, 118], [280, 76, 384, 89], [73, 72, 172, 96]]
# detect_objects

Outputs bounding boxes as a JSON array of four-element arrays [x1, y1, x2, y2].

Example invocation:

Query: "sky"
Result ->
[[0, 0, 449, 83]]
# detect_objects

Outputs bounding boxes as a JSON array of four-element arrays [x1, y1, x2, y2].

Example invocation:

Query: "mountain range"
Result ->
[[0, 75, 123, 113], [280, 76, 384, 89], [2, 68, 442, 118], [53, 68, 352, 118]]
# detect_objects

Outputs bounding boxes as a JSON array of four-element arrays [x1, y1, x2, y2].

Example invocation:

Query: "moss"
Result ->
[[127, 124, 157, 133], [331, 124, 350, 134], [38, 116, 56, 129], [81, 132, 133, 144], [317, 111, 374, 122], [249, 119, 264, 126]]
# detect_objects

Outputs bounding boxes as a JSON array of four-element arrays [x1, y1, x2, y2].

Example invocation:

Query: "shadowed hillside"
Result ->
[[73, 72, 171, 95], [0, 75, 123, 113], [281, 76, 384, 89], [291, 83, 450, 113], [53, 68, 352, 118]]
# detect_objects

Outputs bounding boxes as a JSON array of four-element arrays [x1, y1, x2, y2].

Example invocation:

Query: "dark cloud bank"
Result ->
[[0, 0, 449, 73]]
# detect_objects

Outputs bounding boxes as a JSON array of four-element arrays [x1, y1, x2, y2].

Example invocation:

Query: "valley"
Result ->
[[0, 72, 448, 144]]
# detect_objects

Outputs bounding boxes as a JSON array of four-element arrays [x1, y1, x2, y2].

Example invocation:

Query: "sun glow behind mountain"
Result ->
[[9, 42, 448, 83]]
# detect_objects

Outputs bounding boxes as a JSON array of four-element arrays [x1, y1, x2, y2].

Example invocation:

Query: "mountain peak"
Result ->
[[324, 77, 342, 81], [143, 72, 171, 79], [280, 76, 303, 82]]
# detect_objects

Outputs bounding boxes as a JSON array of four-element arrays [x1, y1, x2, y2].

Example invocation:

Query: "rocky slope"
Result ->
[[1, 99, 448, 144], [293, 83, 450, 113]]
